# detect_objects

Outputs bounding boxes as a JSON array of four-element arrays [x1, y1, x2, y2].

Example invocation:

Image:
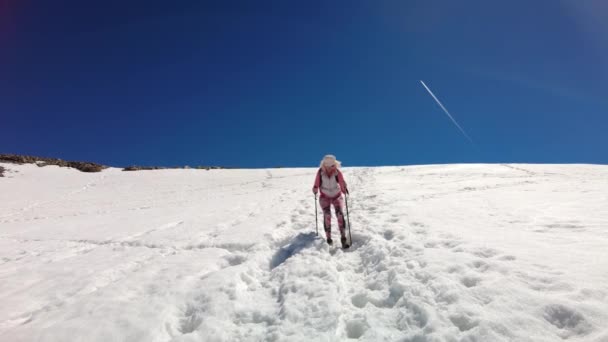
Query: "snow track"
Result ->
[[1, 163, 607, 341]]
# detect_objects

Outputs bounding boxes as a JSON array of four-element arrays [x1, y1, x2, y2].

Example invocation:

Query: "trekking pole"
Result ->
[[314, 194, 319, 236], [345, 194, 352, 246]]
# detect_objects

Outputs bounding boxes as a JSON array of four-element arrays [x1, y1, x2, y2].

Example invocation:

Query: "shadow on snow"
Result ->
[[270, 232, 318, 270]]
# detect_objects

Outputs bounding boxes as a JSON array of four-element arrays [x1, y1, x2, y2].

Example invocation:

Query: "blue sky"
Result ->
[[2, 1, 607, 167]]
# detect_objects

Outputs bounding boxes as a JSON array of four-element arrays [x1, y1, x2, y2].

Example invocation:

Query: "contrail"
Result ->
[[420, 80, 475, 145]]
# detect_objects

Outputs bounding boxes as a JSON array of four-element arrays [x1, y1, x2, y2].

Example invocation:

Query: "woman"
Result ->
[[312, 154, 349, 248]]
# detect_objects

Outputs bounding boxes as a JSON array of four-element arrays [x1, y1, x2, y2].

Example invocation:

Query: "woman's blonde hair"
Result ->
[[319, 154, 341, 168]]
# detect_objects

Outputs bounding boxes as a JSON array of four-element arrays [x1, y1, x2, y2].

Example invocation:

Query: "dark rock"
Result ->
[[123, 165, 225, 171], [0, 154, 107, 173], [123, 166, 168, 171], [1, 154, 226, 172]]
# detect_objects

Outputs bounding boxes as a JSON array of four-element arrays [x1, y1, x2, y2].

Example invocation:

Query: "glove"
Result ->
[[312, 187, 318, 195]]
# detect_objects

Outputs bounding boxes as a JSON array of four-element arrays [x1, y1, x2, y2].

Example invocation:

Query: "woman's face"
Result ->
[[324, 163, 336, 174]]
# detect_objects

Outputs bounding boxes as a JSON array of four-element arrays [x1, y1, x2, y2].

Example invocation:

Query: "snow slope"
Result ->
[[1, 163, 607, 342]]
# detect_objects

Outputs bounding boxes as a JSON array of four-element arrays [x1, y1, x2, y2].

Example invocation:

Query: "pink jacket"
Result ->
[[313, 168, 348, 198]]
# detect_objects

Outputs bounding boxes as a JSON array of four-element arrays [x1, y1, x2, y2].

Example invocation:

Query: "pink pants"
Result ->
[[319, 195, 345, 239]]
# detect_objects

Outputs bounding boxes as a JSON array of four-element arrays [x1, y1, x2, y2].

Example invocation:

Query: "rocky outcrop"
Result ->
[[122, 165, 224, 171], [0, 154, 107, 173], [123, 166, 168, 171], [1, 154, 226, 172]]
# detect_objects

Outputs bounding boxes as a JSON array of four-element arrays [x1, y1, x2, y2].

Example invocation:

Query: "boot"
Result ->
[[341, 236, 350, 249]]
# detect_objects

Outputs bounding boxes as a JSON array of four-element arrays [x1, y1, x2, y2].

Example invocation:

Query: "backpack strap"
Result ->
[[318, 169, 340, 188], [317, 168, 323, 187]]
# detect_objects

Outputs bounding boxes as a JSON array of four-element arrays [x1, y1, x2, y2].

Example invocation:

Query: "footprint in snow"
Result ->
[[469, 260, 491, 272], [346, 319, 368, 339], [543, 304, 592, 338], [447, 265, 464, 273], [351, 293, 368, 308], [544, 223, 585, 230], [224, 254, 247, 266], [179, 296, 208, 334], [449, 312, 479, 332], [461, 275, 482, 288], [470, 247, 499, 258], [424, 241, 438, 248], [498, 255, 516, 261], [399, 300, 430, 329]]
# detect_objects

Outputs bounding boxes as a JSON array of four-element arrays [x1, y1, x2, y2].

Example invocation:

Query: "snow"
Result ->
[[1, 162, 607, 342]]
